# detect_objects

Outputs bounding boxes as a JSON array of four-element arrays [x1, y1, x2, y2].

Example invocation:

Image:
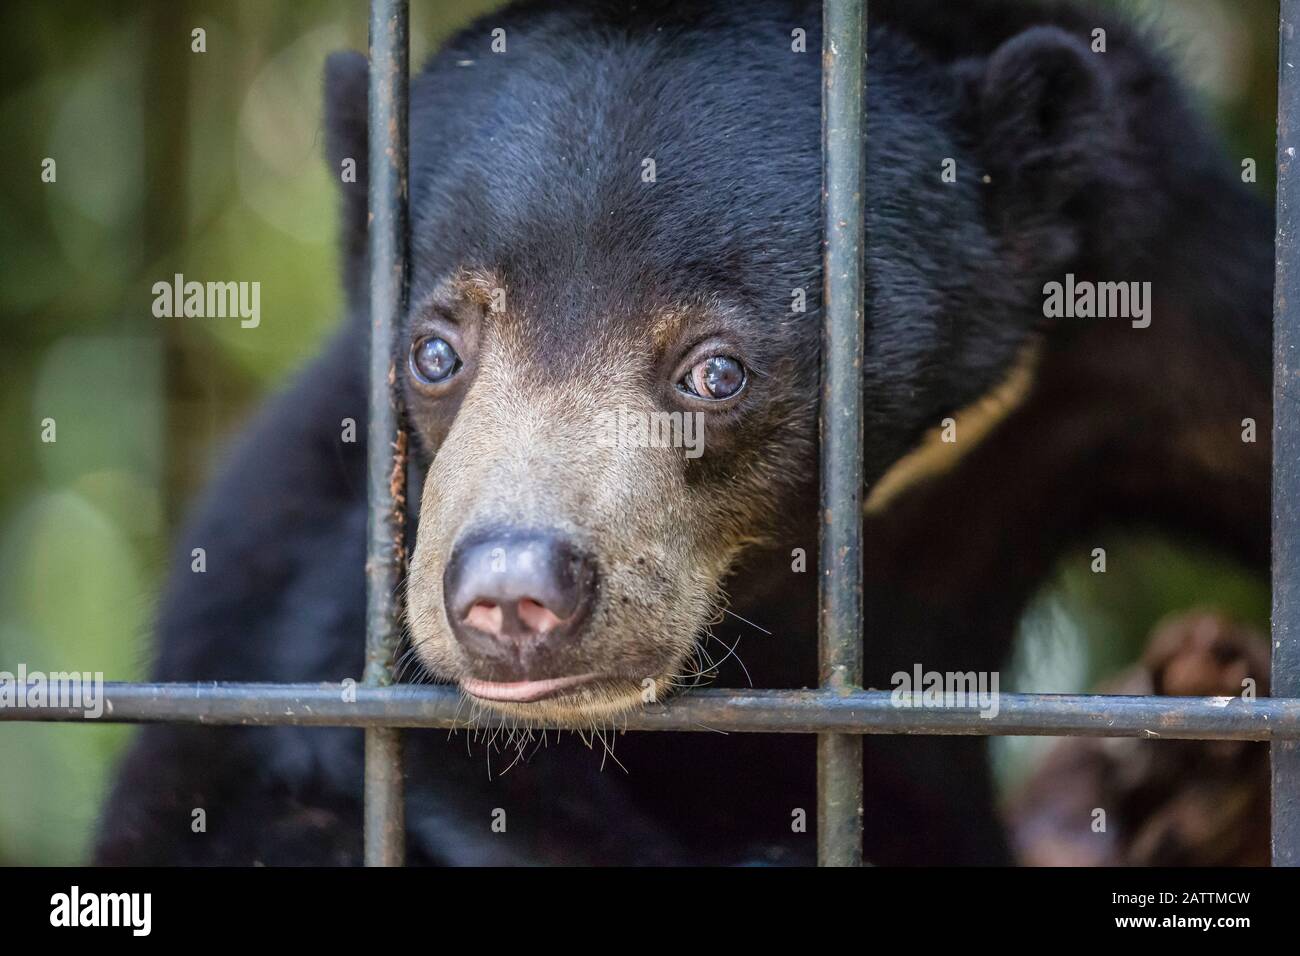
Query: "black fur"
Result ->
[[96, 0, 1271, 865]]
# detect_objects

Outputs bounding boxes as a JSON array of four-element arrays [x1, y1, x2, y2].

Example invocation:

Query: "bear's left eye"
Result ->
[[680, 355, 747, 401]]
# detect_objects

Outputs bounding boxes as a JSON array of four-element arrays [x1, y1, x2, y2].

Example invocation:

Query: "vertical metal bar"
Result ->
[[364, 0, 409, 868], [1275, 0, 1300, 868], [818, 0, 866, 867]]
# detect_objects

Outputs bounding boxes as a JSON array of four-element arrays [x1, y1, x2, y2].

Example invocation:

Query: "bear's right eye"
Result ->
[[410, 336, 462, 385]]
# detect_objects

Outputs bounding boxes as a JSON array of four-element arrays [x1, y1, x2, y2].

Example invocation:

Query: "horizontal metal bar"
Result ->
[[6, 682, 1300, 739]]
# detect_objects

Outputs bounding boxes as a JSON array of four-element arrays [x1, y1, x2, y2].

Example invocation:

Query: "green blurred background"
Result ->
[[0, 0, 1279, 864]]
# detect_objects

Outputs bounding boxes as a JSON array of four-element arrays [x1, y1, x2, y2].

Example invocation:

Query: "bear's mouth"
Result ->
[[461, 673, 599, 703], [456, 674, 663, 724]]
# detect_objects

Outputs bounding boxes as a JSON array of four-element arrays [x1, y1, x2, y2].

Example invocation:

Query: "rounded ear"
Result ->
[[977, 26, 1114, 221], [324, 51, 369, 302]]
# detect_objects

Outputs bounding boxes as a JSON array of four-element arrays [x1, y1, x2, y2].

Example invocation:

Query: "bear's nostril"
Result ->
[[517, 598, 562, 635], [464, 601, 503, 637], [443, 527, 597, 664]]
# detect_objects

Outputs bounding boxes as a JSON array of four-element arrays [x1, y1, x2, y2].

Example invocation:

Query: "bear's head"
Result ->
[[324, 8, 1121, 723]]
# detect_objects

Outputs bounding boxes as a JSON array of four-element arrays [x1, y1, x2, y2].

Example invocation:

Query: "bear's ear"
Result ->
[[975, 27, 1114, 231], [324, 51, 369, 295]]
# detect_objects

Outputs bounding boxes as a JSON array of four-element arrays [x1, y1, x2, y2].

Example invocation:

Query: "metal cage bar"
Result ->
[[11, 682, 1300, 738], [817, 0, 867, 869], [1274, 0, 1300, 869], [363, 0, 410, 868]]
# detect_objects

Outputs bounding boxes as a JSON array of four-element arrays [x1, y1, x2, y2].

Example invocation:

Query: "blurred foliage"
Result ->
[[0, 0, 1279, 863]]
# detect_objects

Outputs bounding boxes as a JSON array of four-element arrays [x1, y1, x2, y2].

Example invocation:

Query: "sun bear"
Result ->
[[95, 0, 1272, 865]]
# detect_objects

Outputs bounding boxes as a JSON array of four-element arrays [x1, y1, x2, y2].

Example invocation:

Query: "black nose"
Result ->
[[443, 527, 597, 660]]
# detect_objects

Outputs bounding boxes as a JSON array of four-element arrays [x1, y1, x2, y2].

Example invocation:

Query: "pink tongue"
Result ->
[[518, 598, 562, 635]]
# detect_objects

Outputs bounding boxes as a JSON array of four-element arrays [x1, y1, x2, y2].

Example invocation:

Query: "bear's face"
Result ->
[[402, 263, 817, 721], [325, 11, 1118, 723]]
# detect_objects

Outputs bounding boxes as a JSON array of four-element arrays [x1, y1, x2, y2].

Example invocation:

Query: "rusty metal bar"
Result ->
[[818, 0, 866, 867], [364, 0, 410, 868], [1274, 0, 1300, 868], [8, 682, 1300, 739]]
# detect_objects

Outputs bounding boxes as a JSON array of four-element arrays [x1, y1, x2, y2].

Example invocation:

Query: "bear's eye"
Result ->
[[410, 336, 461, 385], [680, 355, 747, 401]]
